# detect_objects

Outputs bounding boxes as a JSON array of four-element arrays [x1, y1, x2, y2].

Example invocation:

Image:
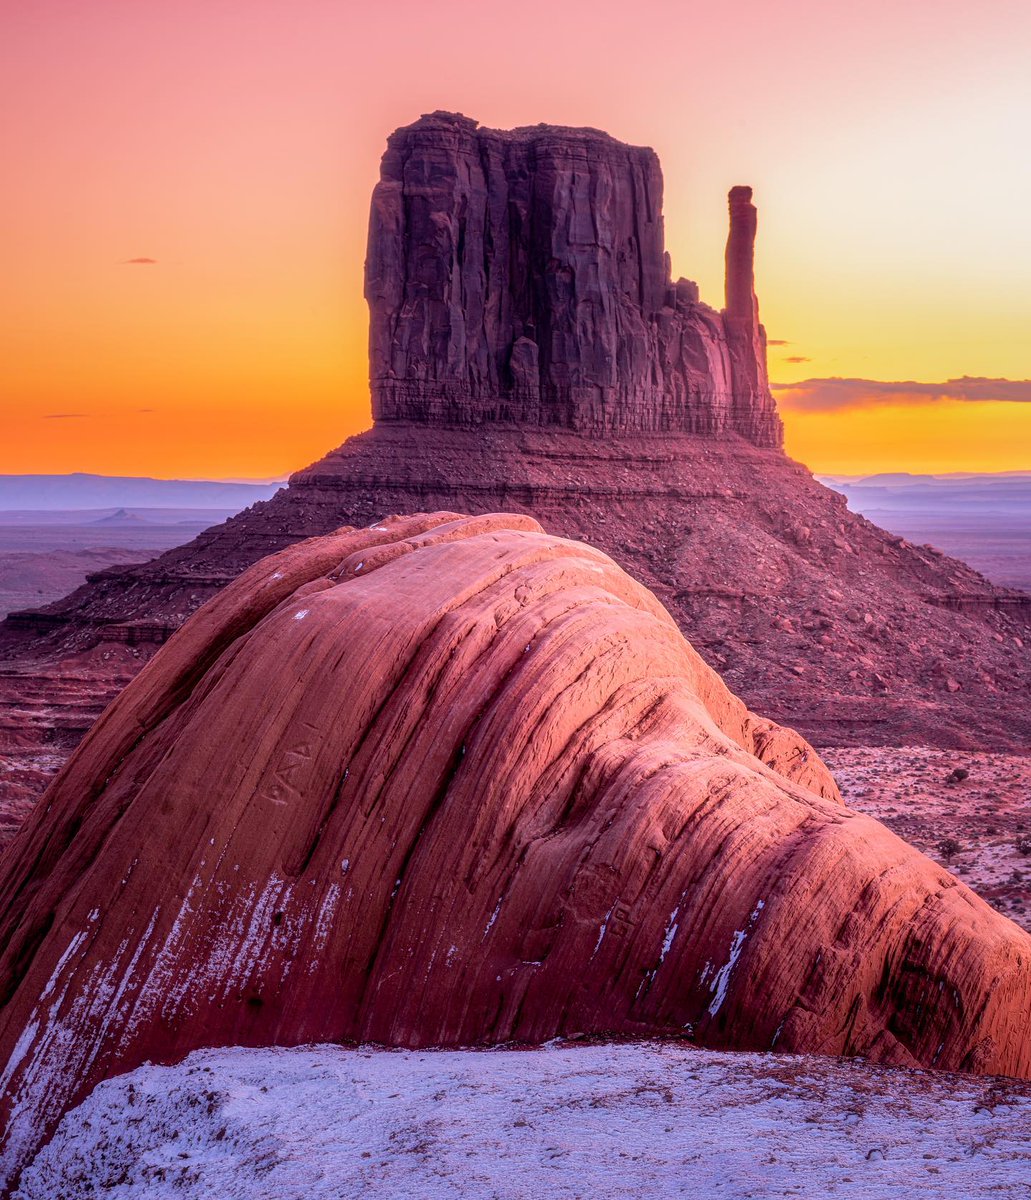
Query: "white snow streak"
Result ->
[[592, 907, 613, 957], [704, 899, 765, 1018], [312, 885, 341, 955], [706, 930, 747, 1017], [482, 896, 504, 939], [659, 906, 680, 964]]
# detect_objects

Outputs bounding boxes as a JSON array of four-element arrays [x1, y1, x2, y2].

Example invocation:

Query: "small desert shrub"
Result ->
[[938, 837, 963, 862]]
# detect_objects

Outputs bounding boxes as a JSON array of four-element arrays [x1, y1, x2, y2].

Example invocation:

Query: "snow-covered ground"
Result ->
[[16, 1042, 1031, 1198], [826, 747, 1031, 932]]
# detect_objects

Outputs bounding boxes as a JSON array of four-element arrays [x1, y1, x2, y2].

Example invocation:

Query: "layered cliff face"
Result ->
[[366, 112, 782, 446], [2, 514, 1029, 1188]]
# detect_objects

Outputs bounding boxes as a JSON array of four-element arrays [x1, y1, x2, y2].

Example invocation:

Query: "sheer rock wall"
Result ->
[[366, 112, 782, 446]]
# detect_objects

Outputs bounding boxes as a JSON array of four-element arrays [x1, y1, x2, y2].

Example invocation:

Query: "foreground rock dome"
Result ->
[[1, 513, 1029, 1186]]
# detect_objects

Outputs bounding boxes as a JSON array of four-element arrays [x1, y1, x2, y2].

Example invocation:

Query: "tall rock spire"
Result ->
[[365, 111, 783, 447], [725, 184, 759, 321], [723, 184, 781, 445]]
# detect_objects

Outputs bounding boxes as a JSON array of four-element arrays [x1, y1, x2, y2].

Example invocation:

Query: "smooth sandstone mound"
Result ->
[[1, 514, 1030, 1185]]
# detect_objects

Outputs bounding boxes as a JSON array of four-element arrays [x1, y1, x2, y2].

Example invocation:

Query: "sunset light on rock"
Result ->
[[1, 5, 1030, 1197]]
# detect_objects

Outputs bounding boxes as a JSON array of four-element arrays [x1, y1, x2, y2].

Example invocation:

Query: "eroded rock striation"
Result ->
[[366, 113, 781, 446], [1, 514, 1030, 1188]]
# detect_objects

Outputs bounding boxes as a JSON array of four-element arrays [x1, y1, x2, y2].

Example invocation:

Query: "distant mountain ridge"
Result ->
[[819, 471, 1031, 594], [0, 474, 282, 512], [91, 508, 150, 526], [823, 472, 1031, 484], [820, 472, 1031, 517]]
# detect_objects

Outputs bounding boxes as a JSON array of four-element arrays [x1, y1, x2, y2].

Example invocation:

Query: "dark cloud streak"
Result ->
[[771, 376, 1031, 413]]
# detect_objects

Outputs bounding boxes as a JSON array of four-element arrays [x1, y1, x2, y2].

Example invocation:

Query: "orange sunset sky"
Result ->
[[3, 0, 1030, 480]]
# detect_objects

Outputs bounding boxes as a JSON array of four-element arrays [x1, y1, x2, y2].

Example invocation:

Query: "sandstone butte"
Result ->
[[1, 513, 1030, 1191], [1, 111, 1029, 836]]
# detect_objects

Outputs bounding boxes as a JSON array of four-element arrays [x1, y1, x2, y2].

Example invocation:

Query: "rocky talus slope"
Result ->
[[1, 513, 1029, 1189], [0, 111, 1028, 833]]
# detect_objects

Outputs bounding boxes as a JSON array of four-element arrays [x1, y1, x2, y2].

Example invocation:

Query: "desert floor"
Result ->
[[18, 1042, 1031, 1199], [826, 747, 1031, 935]]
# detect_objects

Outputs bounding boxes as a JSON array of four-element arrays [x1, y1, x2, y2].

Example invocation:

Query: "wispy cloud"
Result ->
[[782, 355, 810, 364], [122, 257, 157, 265], [771, 376, 1031, 413], [42, 412, 89, 419], [767, 339, 791, 346]]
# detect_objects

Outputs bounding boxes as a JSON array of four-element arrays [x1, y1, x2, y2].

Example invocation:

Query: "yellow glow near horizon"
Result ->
[[782, 401, 1031, 476]]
